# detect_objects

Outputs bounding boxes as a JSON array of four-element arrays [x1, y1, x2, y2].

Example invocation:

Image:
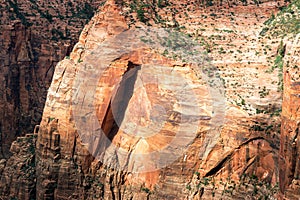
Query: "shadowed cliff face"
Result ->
[[1, 0, 300, 199], [0, 0, 103, 158]]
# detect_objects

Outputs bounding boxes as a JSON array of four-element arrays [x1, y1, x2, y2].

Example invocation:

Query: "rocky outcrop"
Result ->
[[258, 1, 300, 198], [0, 0, 103, 158], [35, 0, 289, 199], [1, 0, 299, 199], [0, 133, 36, 200], [280, 33, 300, 199]]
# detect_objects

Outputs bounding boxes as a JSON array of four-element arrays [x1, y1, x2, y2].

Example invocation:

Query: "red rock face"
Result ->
[[280, 37, 300, 199], [0, 0, 102, 158], [34, 0, 289, 199], [1, 0, 300, 199], [0, 134, 36, 199]]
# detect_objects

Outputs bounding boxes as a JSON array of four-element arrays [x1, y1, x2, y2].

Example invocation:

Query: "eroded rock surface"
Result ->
[[280, 33, 300, 199], [0, 134, 36, 199], [1, 0, 300, 199], [0, 0, 102, 158], [35, 0, 291, 199]]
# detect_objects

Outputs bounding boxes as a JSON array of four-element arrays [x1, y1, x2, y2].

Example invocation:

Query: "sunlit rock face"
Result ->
[[1, 0, 298, 199], [31, 0, 292, 199]]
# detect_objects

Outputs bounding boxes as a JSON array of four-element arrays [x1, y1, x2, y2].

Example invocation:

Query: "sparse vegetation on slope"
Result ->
[[260, 0, 300, 37]]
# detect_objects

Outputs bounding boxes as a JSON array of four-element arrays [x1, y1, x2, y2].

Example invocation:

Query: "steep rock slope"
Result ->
[[276, 1, 300, 198], [0, 0, 103, 158], [0, 134, 36, 199], [34, 0, 295, 199], [281, 50, 300, 198], [258, 1, 300, 197]]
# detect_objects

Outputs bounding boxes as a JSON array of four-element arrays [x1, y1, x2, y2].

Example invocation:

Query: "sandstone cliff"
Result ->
[[35, 0, 292, 199], [0, 0, 103, 158], [278, 2, 300, 198], [0, 134, 36, 199], [1, 0, 300, 199], [259, 1, 300, 197]]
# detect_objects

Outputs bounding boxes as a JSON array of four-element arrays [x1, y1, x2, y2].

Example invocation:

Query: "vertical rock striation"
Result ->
[[0, 0, 102, 158], [280, 35, 300, 199]]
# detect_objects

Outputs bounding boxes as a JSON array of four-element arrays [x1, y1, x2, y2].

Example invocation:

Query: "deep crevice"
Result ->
[[204, 136, 265, 177], [101, 61, 141, 142]]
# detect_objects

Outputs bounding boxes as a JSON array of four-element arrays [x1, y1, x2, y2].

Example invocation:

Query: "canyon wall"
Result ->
[[0, 0, 103, 158], [0, 134, 36, 199], [280, 29, 300, 199], [260, 2, 300, 197], [34, 0, 291, 199], [0, 0, 299, 199]]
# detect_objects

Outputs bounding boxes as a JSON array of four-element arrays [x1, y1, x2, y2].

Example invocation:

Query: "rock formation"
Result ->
[[0, 0, 300, 199], [0, 0, 102, 158], [0, 133, 36, 200], [281, 49, 300, 198], [35, 0, 290, 199], [260, 2, 300, 197], [280, 20, 300, 200]]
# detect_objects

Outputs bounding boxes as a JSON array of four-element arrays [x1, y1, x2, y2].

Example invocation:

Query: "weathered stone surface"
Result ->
[[35, 0, 289, 199], [280, 34, 300, 199], [0, 134, 36, 200], [0, 0, 103, 158], [1, 0, 299, 199]]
